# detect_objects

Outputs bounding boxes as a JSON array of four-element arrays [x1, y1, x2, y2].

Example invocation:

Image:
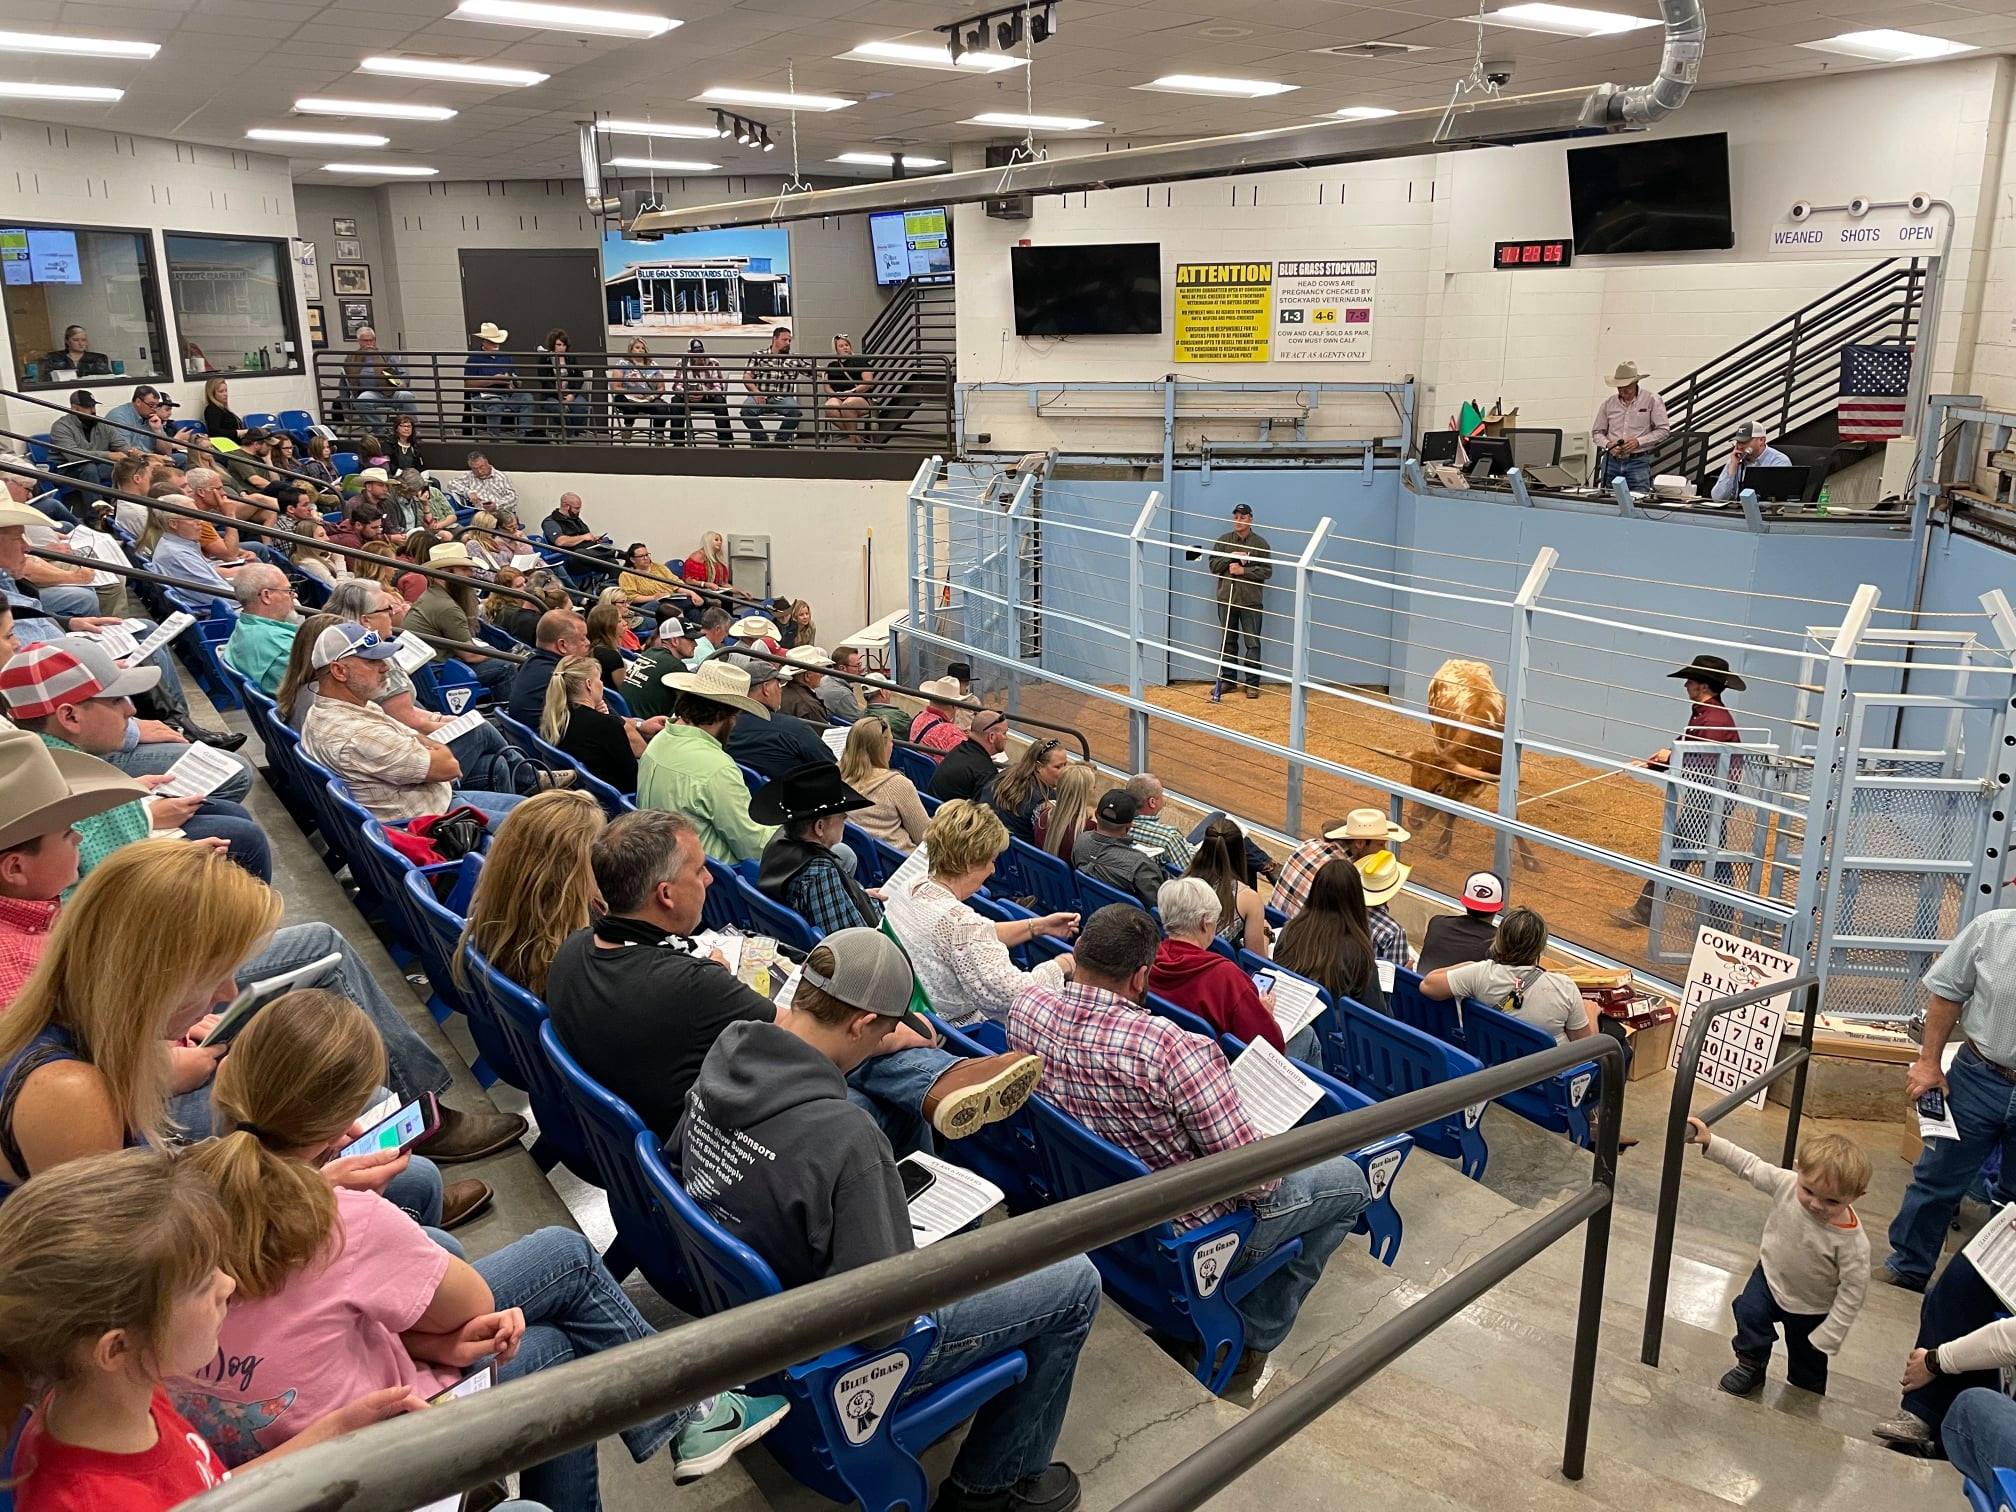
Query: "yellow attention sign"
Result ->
[[1173, 262, 1272, 363]]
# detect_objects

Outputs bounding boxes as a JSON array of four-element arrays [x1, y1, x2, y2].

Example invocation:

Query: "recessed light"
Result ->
[[296, 97, 459, 121], [1481, 4, 1659, 38], [1798, 29, 1975, 63], [606, 156, 718, 171], [964, 111, 1101, 130], [697, 85, 853, 111], [0, 30, 157, 59], [595, 118, 718, 138], [360, 56, 548, 86], [1197, 26, 1252, 40], [323, 162, 439, 175], [0, 81, 122, 101], [837, 40, 1022, 73], [248, 127, 390, 146], [1331, 105, 1398, 119], [1137, 74, 1296, 98], [832, 151, 947, 167], [451, 0, 678, 39]]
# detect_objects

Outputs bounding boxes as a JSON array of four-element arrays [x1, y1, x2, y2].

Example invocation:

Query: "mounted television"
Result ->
[[1011, 242, 1161, 336], [868, 208, 952, 286], [1566, 132, 1733, 255]]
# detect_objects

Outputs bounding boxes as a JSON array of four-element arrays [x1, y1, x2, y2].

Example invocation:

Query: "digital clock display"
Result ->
[[1493, 238, 1573, 269]]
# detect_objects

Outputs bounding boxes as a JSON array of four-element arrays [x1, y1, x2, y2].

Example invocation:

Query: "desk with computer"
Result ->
[[1417, 429, 1822, 510]]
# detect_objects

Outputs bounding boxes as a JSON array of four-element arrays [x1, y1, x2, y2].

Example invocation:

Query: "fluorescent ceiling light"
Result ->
[[832, 151, 947, 167], [360, 55, 548, 85], [0, 30, 157, 59], [323, 162, 438, 175], [1332, 105, 1398, 119], [1798, 29, 1975, 63], [964, 111, 1101, 130], [1137, 74, 1296, 98], [837, 40, 1022, 73], [1482, 4, 1658, 38], [451, 0, 678, 39], [0, 81, 122, 101], [697, 85, 853, 111], [249, 127, 389, 146], [595, 118, 717, 138], [606, 156, 718, 171], [296, 97, 458, 120]]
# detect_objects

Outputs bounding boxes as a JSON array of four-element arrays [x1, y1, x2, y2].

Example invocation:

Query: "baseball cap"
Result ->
[[1096, 788, 1139, 825], [1461, 871, 1506, 914], [241, 427, 272, 443], [157, 395, 179, 410], [800, 927, 931, 1035], [1734, 419, 1767, 442], [311, 623, 401, 670], [1231, 503, 1253, 518], [688, 339, 705, 352], [68, 390, 97, 410], [722, 651, 779, 687], [0, 635, 160, 720]]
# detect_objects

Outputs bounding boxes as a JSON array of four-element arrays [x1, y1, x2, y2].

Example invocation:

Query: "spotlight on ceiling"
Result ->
[[1031, 4, 1054, 43], [996, 10, 1022, 49]]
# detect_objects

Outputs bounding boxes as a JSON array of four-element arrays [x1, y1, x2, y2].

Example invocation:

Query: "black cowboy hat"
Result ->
[[1668, 654, 1746, 693], [749, 761, 873, 826]]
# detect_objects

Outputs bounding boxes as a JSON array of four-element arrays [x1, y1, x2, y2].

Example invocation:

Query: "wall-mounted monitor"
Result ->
[[1011, 242, 1162, 336], [1566, 132, 1734, 255], [868, 208, 952, 285]]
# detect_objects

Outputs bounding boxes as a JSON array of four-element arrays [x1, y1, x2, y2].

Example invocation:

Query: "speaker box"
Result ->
[[984, 143, 1032, 221]]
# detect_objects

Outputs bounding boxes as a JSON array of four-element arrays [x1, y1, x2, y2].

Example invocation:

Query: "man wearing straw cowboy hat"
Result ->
[[1591, 360, 1671, 494], [1618, 652, 1746, 928], [465, 321, 527, 437], [638, 657, 777, 863], [405, 539, 517, 695], [1356, 846, 1414, 970]]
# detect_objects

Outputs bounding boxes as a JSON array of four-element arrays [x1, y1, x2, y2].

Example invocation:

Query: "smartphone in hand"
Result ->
[[337, 1092, 440, 1162]]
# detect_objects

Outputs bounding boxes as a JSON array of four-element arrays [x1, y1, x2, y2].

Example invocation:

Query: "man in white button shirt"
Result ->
[[1590, 360, 1670, 493]]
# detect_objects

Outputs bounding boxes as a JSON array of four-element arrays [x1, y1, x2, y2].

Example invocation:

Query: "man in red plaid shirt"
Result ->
[[1008, 906, 1369, 1394]]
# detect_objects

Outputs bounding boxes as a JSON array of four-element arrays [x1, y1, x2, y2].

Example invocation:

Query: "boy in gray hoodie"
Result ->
[[677, 928, 1100, 1512]]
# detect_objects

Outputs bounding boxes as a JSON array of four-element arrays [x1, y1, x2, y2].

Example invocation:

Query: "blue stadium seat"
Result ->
[[543, 1024, 670, 1293], [633, 1131, 1029, 1512], [1385, 965, 1468, 1049], [965, 892, 1038, 969], [929, 1016, 1050, 1211], [495, 712, 633, 818], [735, 874, 822, 954], [701, 857, 753, 931], [399, 866, 502, 1089], [277, 408, 315, 443], [1076, 870, 1147, 916], [240, 411, 276, 432], [1325, 994, 1490, 1180], [842, 823, 887, 886], [185, 616, 242, 710], [890, 744, 938, 790], [461, 943, 585, 1179], [333, 450, 361, 476], [990, 838, 1076, 916], [1962, 1467, 2016, 1512], [1144, 990, 1218, 1042], [603, 685, 631, 717]]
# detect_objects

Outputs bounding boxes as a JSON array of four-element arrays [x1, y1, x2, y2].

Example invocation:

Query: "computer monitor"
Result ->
[[1739, 465, 1813, 502], [1463, 436, 1514, 478], [1420, 430, 1460, 464]]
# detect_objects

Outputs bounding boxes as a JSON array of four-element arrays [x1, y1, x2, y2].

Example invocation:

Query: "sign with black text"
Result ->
[[1668, 926, 1799, 1108], [1274, 259, 1377, 362]]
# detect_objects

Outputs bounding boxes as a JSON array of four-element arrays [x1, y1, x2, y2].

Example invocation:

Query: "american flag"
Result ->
[[1838, 345, 1912, 442]]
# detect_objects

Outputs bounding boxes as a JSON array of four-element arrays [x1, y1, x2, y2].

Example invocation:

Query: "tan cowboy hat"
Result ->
[[473, 322, 509, 344], [426, 542, 479, 572], [0, 728, 147, 851], [662, 658, 770, 719], [1604, 360, 1650, 387], [780, 644, 834, 681], [918, 676, 973, 706], [0, 498, 55, 530], [729, 614, 781, 641], [1329, 807, 1411, 845], [1356, 848, 1411, 906], [354, 466, 390, 485]]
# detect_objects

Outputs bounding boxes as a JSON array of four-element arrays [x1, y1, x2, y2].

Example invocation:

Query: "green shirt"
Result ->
[[619, 645, 686, 721], [636, 722, 774, 863], [225, 614, 299, 695], [38, 734, 150, 891]]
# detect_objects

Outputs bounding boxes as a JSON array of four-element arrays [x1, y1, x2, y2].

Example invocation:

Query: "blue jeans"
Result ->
[[355, 388, 420, 429], [1599, 453, 1652, 492], [472, 392, 528, 436], [1888, 1044, 2016, 1285], [183, 798, 272, 881], [107, 739, 255, 803], [739, 396, 801, 441], [1902, 1253, 2003, 1434], [1284, 1026, 1319, 1064], [32, 583, 98, 619], [907, 1254, 1100, 1496], [451, 718, 526, 795], [477, 1227, 700, 1512], [1227, 1156, 1371, 1352], [452, 787, 527, 826], [468, 656, 516, 693], [1731, 1262, 1827, 1391], [847, 1045, 955, 1158], [1944, 1387, 2016, 1488]]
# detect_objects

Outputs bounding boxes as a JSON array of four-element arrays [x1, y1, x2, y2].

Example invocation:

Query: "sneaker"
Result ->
[[933, 1463, 1081, 1512], [1718, 1359, 1766, 1396], [922, 1053, 1045, 1140], [1873, 1410, 1936, 1454], [670, 1392, 790, 1483]]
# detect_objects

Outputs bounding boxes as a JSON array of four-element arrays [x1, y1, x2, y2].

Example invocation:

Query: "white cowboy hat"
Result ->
[[473, 322, 510, 343], [786, 644, 835, 669], [0, 499, 55, 530], [1328, 808, 1411, 845], [918, 676, 972, 705], [1604, 360, 1650, 387], [354, 466, 390, 484], [729, 614, 781, 641], [661, 658, 770, 719]]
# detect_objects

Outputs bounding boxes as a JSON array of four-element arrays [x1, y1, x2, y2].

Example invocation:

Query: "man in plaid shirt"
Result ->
[[1008, 906, 1370, 1391], [1124, 773, 1193, 871]]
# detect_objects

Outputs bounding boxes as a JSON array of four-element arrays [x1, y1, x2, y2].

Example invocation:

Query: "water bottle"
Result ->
[[1816, 484, 1830, 517]]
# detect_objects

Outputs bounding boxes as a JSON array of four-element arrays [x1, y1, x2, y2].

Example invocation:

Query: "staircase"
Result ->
[[860, 274, 958, 449], [1647, 258, 1925, 487]]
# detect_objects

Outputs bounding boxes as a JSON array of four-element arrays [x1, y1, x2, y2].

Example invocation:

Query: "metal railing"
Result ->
[[1639, 973, 1821, 1368], [188, 1034, 1623, 1512], [861, 275, 957, 361], [310, 347, 955, 454]]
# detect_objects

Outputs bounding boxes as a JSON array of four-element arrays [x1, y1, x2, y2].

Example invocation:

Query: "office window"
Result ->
[[164, 232, 302, 378], [2, 223, 169, 389]]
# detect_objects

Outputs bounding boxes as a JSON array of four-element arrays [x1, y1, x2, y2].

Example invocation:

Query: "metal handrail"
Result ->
[[187, 1034, 1623, 1512], [1639, 973, 1821, 1367]]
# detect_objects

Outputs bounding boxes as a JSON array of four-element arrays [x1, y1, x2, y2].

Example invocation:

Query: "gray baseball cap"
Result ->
[[800, 927, 930, 1034], [722, 650, 780, 688]]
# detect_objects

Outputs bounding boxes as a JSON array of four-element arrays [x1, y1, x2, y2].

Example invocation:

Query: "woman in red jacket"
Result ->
[[1147, 876, 1309, 1057], [682, 529, 733, 590]]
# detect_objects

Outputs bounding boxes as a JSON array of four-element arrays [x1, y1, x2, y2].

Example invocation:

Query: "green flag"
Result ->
[[1457, 400, 1485, 437]]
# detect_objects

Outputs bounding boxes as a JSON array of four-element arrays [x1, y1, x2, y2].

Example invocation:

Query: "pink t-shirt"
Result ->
[[169, 1189, 456, 1465]]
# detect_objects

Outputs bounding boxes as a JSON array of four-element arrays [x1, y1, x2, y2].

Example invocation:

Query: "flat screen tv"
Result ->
[[1011, 242, 1161, 336], [1566, 132, 1733, 255]]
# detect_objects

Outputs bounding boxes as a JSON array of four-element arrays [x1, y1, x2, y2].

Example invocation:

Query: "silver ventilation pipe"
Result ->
[[1611, 0, 1705, 125], [579, 122, 619, 217]]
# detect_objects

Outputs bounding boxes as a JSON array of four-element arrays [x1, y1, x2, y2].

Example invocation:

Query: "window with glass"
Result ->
[[163, 232, 302, 379], [3, 222, 169, 389]]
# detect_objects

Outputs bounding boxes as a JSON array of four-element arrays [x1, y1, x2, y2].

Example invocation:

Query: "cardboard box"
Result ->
[[1623, 1014, 1677, 1080]]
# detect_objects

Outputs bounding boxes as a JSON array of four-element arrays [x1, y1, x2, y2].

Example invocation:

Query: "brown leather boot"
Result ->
[[920, 1052, 1044, 1140], [417, 1104, 528, 1164], [440, 1179, 494, 1230]]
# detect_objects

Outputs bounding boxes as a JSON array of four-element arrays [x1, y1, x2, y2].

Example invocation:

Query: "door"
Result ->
[[457, 248, 605, 357]]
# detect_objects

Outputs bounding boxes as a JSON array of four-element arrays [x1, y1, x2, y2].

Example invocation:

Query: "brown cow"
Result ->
[[1406, 658, 1537, 868]]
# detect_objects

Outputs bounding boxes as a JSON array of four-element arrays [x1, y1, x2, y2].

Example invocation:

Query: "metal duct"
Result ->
[[579, 121, 619, 217], [633, 0, 1705, 233]]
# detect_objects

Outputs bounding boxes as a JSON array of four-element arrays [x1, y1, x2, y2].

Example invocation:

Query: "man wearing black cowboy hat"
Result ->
[[754, 762, 882, 940], [1618, 653, 1746, 927]]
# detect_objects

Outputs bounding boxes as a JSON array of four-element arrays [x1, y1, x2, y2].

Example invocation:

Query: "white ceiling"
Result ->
[[3, 0, 2016, 184]]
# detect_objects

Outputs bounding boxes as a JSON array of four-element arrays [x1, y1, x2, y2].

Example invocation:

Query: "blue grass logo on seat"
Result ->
[[1191, 1232, 1242, 1298], [831, 1350, 910, 1445]]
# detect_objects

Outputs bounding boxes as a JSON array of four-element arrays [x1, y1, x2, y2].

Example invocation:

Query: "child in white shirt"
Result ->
[[1687, 1117, 1872, 1397]]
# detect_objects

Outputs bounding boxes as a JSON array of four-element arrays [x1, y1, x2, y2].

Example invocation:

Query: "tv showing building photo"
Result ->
[[603, 228, 791, 337]]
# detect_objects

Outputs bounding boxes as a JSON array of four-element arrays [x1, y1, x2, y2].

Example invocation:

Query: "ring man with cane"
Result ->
[[1207, 504, 1271, 703]]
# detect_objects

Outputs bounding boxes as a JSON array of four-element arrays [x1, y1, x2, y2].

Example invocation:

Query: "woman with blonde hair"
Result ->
[[201, 375, 244, 440], [276, 611, 340, 725], [596, 583, 646, 649], [176, 990, 788, 1494], [539, 654, 655, 795], [1033, 762, 1099, 861], [682, 528, 733, 590], [882, 800, 1080, 1026], [838, 715, 927, 848], [990, 736, 1072, 844], [779, 598, 816, 650], [458, 788, 607, 996]]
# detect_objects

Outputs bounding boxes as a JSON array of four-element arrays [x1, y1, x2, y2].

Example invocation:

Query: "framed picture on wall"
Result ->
[[339, 299, 373, 340], [306, 304, 327, 349], [295, 239, 320, 302], [331, 263, 371, 297], [334, 237, 362, 262], [333, 217, 359, 238]]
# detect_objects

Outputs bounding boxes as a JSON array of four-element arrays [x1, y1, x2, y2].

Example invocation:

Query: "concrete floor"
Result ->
[[215, 676, 1967, 1512]]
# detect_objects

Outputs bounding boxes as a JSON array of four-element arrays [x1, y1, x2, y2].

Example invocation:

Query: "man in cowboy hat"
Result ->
[[1355, 847, 1414, 969], [754, 762, 882, 939], [723, 651, 837, 784], [465, 321, 526, 437], [727, 612, 783, 652], [348, 465, 395, 521], [1591, 360, 1671, 494], [909, 676, 974, 756], [1272, 807, 1411, 921], [1207, 503, 1272, 702], [638, 657, 778, 862], [405, 539, 514, 693], [1710, 419, 1792, 503], [778, 645, 833, 724], [1618, 652, 1747, 928]]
